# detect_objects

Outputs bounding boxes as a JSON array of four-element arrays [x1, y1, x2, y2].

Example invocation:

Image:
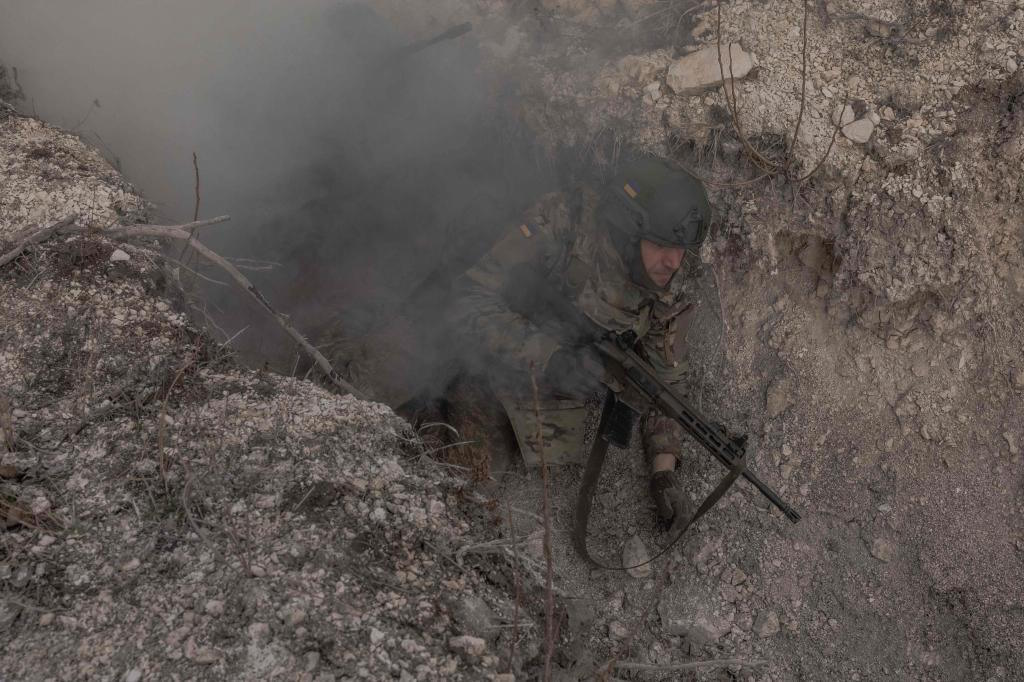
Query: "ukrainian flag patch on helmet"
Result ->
[[623, 182, 638, 199]]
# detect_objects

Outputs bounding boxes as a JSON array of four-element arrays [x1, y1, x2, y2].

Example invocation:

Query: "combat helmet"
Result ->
[[601, 157, 712, 249]]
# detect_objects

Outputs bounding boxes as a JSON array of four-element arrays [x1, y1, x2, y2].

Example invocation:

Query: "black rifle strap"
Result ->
[[573, 406, 748, 571]]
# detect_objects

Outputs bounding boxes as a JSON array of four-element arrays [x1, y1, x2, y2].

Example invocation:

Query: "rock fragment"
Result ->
[[1004, 433, 1020, 456], [832, 104, 855, 127], [666, 43, 754, 94], [449, 594, 499, 641], [658, 593, 735, 645], [448, 635, 487, 657], [608, 621, 629, 639], [871, 538, 895, 563], [752, 610, 780, 637], [842, 118, 875, 143], [622, 535, 652, 578], [765, 377, 794, 418], [109, 249, 130, 262]]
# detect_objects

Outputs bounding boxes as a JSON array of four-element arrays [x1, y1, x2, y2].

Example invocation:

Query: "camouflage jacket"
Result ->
[[450, 186, 697, 461]]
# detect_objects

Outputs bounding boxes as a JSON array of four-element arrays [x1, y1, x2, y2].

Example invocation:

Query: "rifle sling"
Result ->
[[573, 430, 748, 572]]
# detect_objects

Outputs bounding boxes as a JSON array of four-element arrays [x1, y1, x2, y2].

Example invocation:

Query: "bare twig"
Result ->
[[157, 355, 195, 489], [716, 3, 778, 175], [86, 221, 362, 399], [506, 500, 522, 675], [798, 91, 849, 183], [192, 151, 201, 223], [787, 0, 811, 163], [530, 364, 556, 682], [176, 151, 203, 266], [615, 658, 768, 672], [0, 393, 14, 453], [0, 215, 77, 268]]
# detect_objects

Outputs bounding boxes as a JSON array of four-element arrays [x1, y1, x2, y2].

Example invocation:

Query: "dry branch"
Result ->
[[615, 658, 767, 672], [192, 151, 201, 223], [0, 215, 364, 400], [108, 224, 365, 399], [0, 215, 77, 268], [716, 2, 778, 175], [787, 0, 811, 163], [530, 364, 556, 682]]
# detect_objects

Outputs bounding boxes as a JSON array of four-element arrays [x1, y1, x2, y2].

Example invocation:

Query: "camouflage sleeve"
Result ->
[[639, 283, 697, 463], [448, 193, 572, 374]]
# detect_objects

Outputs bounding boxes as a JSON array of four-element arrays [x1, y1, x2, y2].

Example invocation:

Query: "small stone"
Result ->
[[871, 538, 895, 562], [1004, 433, 1020, 455], [109, 249, 131, 263], [255, 494, 279, 510], [305, 651, 321, 672], [492, 675, 516, 682], [608, 621, 629, 639], [250, 565, 266, 577], [1007, 57, 1019, 73], [752, 610, 780, 637], [866, 19, 891, 38], [842, 118, 874, 144], [765, 377, 794, 418], [881, 106, 895, 120], [623, 535, 652, 579], [449, 634, 487, 657], [186, 638, 219, 665], [248, 622, 270, 643], [121, 558, 140, 572], [658, 595, 735, 645], [39, 534, 56, 547], [124, 670, 143, 682], [832, 104, 855, 127], [204, 600, 225, 617], [369, 628, 385, 645], [39, 613, 55, 626], [282, 608, 307, 627], [1012, 369, 1024, 388], [450, 594, 499, 641]]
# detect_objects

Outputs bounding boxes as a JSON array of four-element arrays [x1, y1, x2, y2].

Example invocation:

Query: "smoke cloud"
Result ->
[[0, 0, 554, 390]]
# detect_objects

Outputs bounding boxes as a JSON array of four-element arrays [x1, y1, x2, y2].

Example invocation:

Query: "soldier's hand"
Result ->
[[543, 347, 605, 397], [650, 470, 695, 533]]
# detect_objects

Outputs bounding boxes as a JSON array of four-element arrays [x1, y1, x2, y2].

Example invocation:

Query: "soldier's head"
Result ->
[[600, 157, 712, 288]]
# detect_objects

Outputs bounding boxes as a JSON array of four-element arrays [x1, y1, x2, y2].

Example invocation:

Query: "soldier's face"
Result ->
[[640, 239, 685, 288]]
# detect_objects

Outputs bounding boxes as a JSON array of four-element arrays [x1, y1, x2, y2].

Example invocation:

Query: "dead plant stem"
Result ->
[[530, 364, 556, 682], [0, 215, 77, 268]]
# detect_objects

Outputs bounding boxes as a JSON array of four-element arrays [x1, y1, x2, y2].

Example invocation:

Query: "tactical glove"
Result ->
[[543, 347, 605, 397], [649, 470, 695, 533]]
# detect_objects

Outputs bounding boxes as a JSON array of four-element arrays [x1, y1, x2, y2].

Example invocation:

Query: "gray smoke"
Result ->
[[0, 0, 555, 383]]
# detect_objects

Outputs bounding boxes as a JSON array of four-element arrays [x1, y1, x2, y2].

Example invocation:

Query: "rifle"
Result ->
[[526, 276, 801, 568], [591, 331, 801, 524]]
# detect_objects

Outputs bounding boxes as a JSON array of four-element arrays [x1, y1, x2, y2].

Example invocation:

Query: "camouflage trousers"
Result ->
[[415, 372, 592, 480]]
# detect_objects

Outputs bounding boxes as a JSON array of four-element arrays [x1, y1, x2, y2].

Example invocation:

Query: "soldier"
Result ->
[[446, 157, 712, 530]]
